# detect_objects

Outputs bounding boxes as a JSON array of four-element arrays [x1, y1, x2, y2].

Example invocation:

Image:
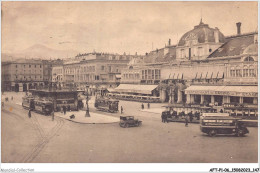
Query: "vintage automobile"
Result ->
[[200, 113, 249, 137], [119, 116, 142, 128]]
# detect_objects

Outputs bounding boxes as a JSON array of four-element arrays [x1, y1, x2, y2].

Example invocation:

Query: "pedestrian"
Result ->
[[188, 111, 193, 122], [28, 109, 32, 118], [63, 106, 66, 115], [2, 102, 4, 108], [141, 103, 144, 110], [52, 110, 55, 121], [121, 106, 123, 114], [147, 103, 150, 109], [185, 114, 189, 127], [11, 96, 13, 101], [161, 113, 164, 123], [165, 113, 169, 123]]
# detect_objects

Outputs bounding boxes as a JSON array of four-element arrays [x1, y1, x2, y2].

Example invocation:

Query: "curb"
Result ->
[[55, 115, 119, 125]]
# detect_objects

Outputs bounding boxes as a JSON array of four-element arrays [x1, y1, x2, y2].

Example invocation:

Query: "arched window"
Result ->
[[230, 67, 235, 77], [244, 56, 254, 62], [249, 65, 256, 77], [243, 65, 249, 77], [129, 66, 133, 70], [235, 66, 242, 77]]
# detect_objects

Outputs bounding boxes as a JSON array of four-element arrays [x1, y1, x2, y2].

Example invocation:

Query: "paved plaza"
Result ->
[[1, 92, 258, 163]]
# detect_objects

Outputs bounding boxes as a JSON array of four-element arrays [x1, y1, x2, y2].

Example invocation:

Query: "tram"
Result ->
[[94, 97, 119, 113], [22, 95, 54, 115], [33, 99, 53, 115], [22, 96, 35, 110], [107, 93, 160, 103]]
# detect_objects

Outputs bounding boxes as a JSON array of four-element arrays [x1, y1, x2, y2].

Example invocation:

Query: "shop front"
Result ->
[[185, 85, 258, 106]]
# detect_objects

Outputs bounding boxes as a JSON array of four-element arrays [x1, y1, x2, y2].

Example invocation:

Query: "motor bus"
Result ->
[[94, 97, 119, 113], [200, 113, 249, 137]]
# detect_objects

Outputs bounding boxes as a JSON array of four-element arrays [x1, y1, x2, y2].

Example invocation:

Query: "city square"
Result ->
[[1, 1, 258, 172], [1, 92, 258, 163]]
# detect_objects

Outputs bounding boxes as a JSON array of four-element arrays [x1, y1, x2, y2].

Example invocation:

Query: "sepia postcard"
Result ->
[[1, 1, 258, 172]]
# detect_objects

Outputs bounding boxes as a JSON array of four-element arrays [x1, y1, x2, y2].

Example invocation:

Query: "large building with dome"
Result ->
[[116, 20, 258, 117]]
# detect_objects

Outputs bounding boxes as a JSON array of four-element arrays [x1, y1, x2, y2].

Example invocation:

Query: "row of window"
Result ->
[[230, 69, 257, 77], [15, 70, 42, 74], [123, 73, 140, 79], [53, 69, 63, 74], [15, 64, 42, 68], [15, 75, 42, 80], [230, 65, 257, 77], [81, 66, 96, 73], [141, 69, 161, 80]]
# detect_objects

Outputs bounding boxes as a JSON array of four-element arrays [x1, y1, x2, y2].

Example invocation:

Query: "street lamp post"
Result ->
[[85, 86, 90, 117]]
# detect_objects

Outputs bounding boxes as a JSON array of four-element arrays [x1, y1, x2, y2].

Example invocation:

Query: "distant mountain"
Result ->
[[1, 44, 78, 61]]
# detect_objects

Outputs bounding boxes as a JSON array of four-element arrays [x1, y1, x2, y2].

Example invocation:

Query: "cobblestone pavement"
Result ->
[[1, 92, 258, 163]]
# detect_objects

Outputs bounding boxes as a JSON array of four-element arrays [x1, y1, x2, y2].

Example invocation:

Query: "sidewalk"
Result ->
[[55, 110, 119, 124], [140, 108, 165, 114]]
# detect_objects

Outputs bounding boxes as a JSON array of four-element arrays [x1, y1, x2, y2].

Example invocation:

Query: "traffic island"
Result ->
[[55, 111, 119, 124]]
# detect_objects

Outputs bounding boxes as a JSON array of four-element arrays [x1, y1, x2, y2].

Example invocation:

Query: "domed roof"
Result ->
[[178, 20, 225, 46], [243, 43, 258, 54]]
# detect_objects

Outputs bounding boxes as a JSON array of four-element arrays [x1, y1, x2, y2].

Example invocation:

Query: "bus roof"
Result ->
[[202, 116, 242, 120], [202, 113, 229, 117]]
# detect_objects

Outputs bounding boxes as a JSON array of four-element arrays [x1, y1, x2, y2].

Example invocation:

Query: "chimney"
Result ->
[[214, 27, 219, 43], [236, 22, 241, 35], [168, 39, 171, 46]]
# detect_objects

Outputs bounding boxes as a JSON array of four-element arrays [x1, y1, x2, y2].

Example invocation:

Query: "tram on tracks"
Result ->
[[22, 89, 84, 114], [22, 95, 35, 110], [94, 97, 119, 113], [22, 95, 53, 115], [107, 93, 160, 103], [33, 99, 53, 115]]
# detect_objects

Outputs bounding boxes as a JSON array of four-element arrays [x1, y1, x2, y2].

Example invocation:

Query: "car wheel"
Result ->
[[209, 130, 217, 137], [236, 129, 244, 137], [138, 122, 142, 126]]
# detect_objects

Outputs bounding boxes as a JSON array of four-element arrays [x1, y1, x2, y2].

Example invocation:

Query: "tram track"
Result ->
[[20, 117, 64, 163], [2, 102, 65, 163]]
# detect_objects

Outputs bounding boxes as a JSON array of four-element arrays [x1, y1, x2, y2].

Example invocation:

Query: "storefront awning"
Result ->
[[107, 88, 116, 93], [185, 85, 258, 97], [115, 84, 158, 95], [115, 75, 121, 79]]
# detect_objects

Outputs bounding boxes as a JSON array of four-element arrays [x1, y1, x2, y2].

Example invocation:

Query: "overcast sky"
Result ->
[[2, 1, 258, 55]]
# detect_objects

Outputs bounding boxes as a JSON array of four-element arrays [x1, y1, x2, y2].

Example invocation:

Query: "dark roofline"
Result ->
[[149, 45, 177, 53], [225, 32, 257, 39]]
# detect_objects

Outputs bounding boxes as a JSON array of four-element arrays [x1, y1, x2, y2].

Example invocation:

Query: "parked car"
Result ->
[[119, 116, 142, 128]]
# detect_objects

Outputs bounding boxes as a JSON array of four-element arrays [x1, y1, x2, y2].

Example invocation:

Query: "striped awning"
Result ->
[[185, 85, 257, 97], [115, 84, 158, 95]]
